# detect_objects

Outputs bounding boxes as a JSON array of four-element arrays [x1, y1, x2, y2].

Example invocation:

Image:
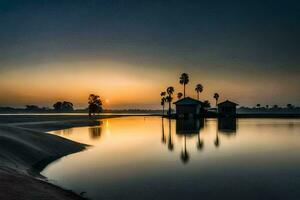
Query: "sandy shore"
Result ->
[[0, 115, 109, 200]]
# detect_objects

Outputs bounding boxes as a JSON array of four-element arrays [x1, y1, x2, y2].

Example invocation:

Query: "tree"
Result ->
[[53, 101, 73, 112], [287, 104, 294, 109], [160, 92, 166, 115], [202, 100, 211, 109], [161, 97, 166, 115], [26, 105, 40, 111], [53, 102, 63, 111], [62, 101, 73, 111], [213, 93, 219, 106], [256, 104, 261, 108], [166, 86, 174, 116], [177, 92, 183, 100], [195, 84, 203, 100], [88, 94, 103, 118], [179, 73, 189, 98]]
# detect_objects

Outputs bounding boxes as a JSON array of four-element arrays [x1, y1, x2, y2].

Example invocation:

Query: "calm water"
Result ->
[[42, 117, 300, 200]]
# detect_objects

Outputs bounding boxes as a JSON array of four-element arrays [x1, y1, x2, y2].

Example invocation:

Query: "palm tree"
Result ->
[[213, 93, 219, 106], [195, 84, 203, 100], [179, 73, 189, 98], [160, 92, 167, 116], [166, 86, 174, 116], [161, 97, 166, 115], [177, 92, 183, 100]]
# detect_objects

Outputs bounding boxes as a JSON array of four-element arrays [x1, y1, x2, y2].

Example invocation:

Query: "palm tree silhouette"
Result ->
[[177, 92, 183, 100], [161, 118, 166, 144], [214, 127, 220, 147], [166, 86, 174, 116], [160, 92, 166, 115], [161, 91, 166, 97], [161, 97, 166, 115], [179, 73, 189, 98], [180, 134, 189, 164], [197, 132, 204, 150], [213, 93, 219, 106], [167, 118, 174, 151], [195, 84, 203, 100]]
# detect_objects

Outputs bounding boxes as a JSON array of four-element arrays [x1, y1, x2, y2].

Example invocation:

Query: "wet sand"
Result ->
[[0, 115, 113, 200]]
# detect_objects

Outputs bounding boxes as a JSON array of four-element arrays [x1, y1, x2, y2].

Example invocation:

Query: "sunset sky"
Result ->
[[0, 0, 299, 109]]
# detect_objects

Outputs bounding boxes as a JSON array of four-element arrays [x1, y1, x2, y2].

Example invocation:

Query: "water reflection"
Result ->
[[44, 117, 300, 200], [89, 127, 102, 139], [175, 118, 204, 163], [218, 117, 237, 135], [167, 118, 174, 151], [180, 134, 189, 164], [161, 118, 166, 144]]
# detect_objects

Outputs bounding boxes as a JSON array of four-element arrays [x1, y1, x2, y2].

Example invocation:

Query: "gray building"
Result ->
[[217, 100, 238, 117], [174, 97, 202, 118]]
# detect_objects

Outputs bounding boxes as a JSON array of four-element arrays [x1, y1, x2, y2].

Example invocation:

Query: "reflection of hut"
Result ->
[[218, 117, 237, 134], [174, 97, 202, 118], [217, 100, 238, 117], [176, 119, 202, 135]]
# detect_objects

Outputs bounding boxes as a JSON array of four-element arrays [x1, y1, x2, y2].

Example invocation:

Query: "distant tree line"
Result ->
[[237, 104, 300, 114], [53, 101, 74, 112]]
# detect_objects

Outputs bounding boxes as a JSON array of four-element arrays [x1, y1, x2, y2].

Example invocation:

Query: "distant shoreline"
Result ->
[[1, 113, 300, 119]]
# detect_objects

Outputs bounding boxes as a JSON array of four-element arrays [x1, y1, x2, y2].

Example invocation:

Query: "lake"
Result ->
[[42, 117, 300, 200]]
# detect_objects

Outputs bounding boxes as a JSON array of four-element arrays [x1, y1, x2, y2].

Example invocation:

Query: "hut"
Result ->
[[173, 97, 202, 118], [217, 100, 238, 117]]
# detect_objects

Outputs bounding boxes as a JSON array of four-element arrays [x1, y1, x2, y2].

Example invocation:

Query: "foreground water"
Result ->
[[42, 117, 300, 200]]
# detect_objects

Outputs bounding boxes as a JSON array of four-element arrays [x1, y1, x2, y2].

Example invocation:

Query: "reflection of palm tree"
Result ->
[[197, 132, 204, 150], [214, 127, 220, 147], [167, 118, 174, 151], [161, 118, 166, 144], [179, 73, 189, 98], [195, 84, 203, 100], [180, 134, 189, 164]]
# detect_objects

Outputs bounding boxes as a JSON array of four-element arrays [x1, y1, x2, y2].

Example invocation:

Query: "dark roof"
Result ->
[[218, 100, 239, 106], [173, 97, 202, 105]]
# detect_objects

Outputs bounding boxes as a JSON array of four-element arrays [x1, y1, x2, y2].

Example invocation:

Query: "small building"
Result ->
[[173, 97, 202, 118], [217, 100, 238, 117]]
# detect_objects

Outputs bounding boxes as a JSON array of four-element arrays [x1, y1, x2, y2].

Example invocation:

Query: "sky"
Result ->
[[0, 0, 299, 109]]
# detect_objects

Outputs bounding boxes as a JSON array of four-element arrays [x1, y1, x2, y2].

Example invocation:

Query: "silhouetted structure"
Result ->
[[217, 100, 238, 117], [174, 97, 203, 118]]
